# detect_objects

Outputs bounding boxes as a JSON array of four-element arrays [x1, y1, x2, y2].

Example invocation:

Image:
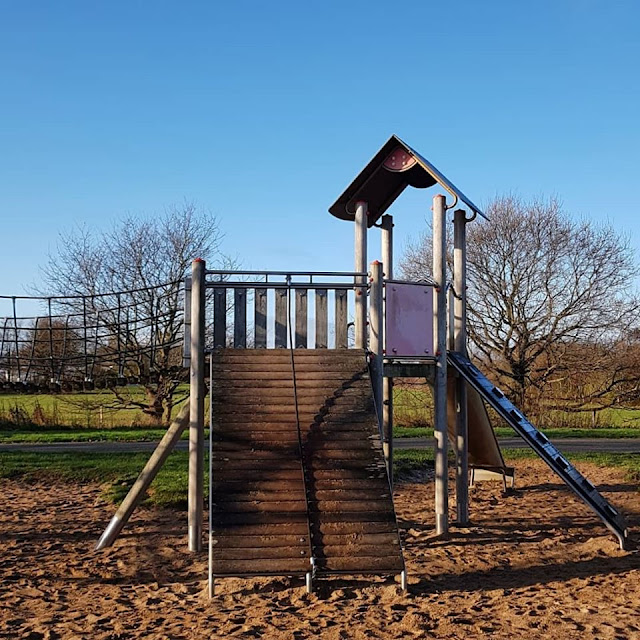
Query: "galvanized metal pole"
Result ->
[[95, 404, 190, 550], [453, 209, 469, 525], [189, 258, 206, 552], [354, 201, 368, 349], [433, 195, 449, 536], [208, 354, 214, 597], [369, 261, 384, 429], [381, 214, 394, 485]]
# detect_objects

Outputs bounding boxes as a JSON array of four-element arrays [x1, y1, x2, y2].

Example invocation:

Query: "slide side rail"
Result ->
[[448, 352, 629, 550]]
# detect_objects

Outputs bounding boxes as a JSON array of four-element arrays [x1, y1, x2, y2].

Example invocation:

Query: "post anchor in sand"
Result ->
[[305, 572, 313, 594]]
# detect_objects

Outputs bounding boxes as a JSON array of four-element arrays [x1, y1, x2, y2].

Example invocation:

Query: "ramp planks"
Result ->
[[209, 349, 404, 579]]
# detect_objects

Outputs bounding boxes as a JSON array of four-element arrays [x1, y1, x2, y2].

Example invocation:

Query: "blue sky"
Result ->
[[1, 0, 639, 296]]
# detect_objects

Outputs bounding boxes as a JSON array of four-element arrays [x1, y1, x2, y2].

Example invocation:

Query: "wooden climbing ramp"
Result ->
[[209, 348, 405, 585]]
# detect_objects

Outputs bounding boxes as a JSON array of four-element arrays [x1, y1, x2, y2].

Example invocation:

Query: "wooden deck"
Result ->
[[210, 349, 404, 578]]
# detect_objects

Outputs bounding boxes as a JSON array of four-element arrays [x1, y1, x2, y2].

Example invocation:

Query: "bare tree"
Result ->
[[401, 194, 640, 416], [38, 201, 233, 423]]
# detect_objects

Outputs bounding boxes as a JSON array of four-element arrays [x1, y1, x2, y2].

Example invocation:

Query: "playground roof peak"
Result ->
[[328, 135, 487, 227]]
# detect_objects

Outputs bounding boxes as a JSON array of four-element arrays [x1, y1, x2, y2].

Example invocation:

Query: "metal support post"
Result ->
[[454, 209, 469, 525], [433, 195, 449, 536], [369, 261, 384, 429], [354, 201, 368, 349], [381, 214, 394, 485], [189, 258, 206, 552], [95, 404, 190, 550]]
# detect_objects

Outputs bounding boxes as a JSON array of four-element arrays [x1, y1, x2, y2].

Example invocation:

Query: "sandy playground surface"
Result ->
[[0, 459, 639, 640]]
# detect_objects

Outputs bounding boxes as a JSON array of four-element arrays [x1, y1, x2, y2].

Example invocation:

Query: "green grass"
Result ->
[[0, 426, 191, 443], [0, 387, 188, 430], [392, 385, 640, 430], [393, 426, 640, 439], [0, 451, 191, 508], [1, 447, 637, 511], [395, 448, 640, 483]]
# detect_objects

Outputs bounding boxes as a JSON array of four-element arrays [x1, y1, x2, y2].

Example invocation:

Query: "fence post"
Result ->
[[433, 195, 449, 536], [381, 214, 394, 485], [189, 258, 206, 552], [454, 209, 469, 525], [369, 261, 384, 429], [354, 201, 368, 349]]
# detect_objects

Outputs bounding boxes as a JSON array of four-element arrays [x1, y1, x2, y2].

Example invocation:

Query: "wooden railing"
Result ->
[[201, 271, 368, 349]]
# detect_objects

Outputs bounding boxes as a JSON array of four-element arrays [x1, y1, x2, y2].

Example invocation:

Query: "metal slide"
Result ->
[[448, 352, 629, 550]]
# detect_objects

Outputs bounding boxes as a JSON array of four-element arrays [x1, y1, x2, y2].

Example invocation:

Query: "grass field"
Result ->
[[2, 384, 640, 443], [393, 385, 640, 430], [393, 426, 640, 439], [1, 448, 637, 510], [0, 387, 189, 431]]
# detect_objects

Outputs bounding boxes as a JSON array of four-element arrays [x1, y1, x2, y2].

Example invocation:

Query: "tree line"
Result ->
[[402, 194, 640, 425]]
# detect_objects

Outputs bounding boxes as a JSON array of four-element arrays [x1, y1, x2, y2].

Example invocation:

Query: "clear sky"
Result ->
[[1, 0, 638, 296]]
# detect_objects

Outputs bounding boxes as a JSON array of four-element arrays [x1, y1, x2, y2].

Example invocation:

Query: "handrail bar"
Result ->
[[204, 270, 368, 277], [204, 281, 368, 290]]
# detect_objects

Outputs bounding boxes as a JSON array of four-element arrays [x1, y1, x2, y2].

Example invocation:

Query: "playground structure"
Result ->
[[87, 134, 627, 593]]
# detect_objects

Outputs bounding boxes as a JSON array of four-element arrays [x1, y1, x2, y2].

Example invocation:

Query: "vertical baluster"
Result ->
[[213, 287, 227, 348], [295, 289, 307, 348], [234, 288, 247, 348], [335, 289, 348, 349], [254, 288, 267, 348], [275, 289, 287, 348], [315, 289, 328, 349]]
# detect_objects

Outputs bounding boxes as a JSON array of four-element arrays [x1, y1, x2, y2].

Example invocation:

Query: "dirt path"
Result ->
[[1, 460, 638, 639]]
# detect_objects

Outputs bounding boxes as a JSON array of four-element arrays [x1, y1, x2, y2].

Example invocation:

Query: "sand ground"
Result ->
[[0, 459, 638, 640]]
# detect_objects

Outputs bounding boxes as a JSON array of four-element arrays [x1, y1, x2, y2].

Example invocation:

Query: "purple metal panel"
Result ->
[[385, 283, 434, 357]]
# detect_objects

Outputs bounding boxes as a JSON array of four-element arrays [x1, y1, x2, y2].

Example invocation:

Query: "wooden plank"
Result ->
[[254, 288, 267, 348], [211, 387, 371, 399], [233, 288, 247, 348], [212, 480, 306, 493], [295, 289, 308, 348], [211, 361, 367, 373], [212, 522, 308, 536], [211, 350, 366, 362], [315, 289, 328, 348], [335, 289, 348, 349], [211, 446, 299, 457], [309, 450, 383, 461], [320, 533, 399, 546], [315, 544, 399, 558], [310, 512, 397, 525], [312, 521, 397, 535], [212, 534, 309, 548], [212, 501, 307, 513], [214, 490, 306, 502], [275, 289, 288, 348], [211, 546, 310, 560], [309, 500, 396, 513], [209, 469, 302, 481], [311, 490, 391, 501], [212, 371, 368, 381], [213, 288, 227, 348], [315, 556, 404, 573], [210, 459, 301, 470], [212, 512, 308, 526], [212, 558, 310, 575]]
